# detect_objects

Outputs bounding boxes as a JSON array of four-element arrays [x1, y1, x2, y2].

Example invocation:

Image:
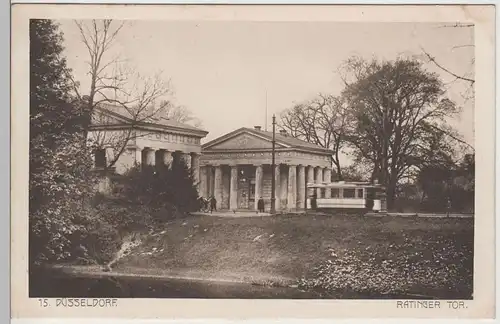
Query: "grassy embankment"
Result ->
[[110, 213, 473, 298]]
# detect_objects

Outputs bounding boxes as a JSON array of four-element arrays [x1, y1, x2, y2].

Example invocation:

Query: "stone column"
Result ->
[[191, 153, 201, 192], [135, 148, 142, 165], [280, 167, 287, 207], [287, 165, 297, 210], [297, 165, 306, 209], [323, 168, 332, 198], [315, 167, 323, 197], [214, 165, 223, 210], [254, 164, 264, 210], [200, 166, 208, 198], [307, 166, 315, 197], [229, 165, 238, 210], [183, 153, 192, 169], [163, 150, 173, 167], [105, 147, 114, 166], [145, 148, 155, 165], [274, 164, 281, 211]]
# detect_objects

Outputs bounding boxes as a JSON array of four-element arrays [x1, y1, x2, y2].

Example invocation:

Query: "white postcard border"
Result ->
[[10, 3, 496, 320]]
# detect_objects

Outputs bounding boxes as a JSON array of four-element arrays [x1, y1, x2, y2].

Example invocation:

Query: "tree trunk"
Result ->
[[386, 177, 398, 211], [370, 163, 379, 183], [334, 160, 342, 181]]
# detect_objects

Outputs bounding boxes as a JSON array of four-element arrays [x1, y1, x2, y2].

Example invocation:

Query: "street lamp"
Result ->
[[270, 114, 276, 214]]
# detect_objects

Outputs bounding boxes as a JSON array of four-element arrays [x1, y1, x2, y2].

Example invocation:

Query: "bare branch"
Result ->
[[438, 23, 474, 28], [420, 47, 475, 84], [452, 44, 475, 50]]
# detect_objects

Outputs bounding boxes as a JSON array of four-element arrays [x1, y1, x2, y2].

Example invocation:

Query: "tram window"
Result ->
[[331, 188, 340, 198], [344, 188, 355, 198], [357, 189, 364, 198]]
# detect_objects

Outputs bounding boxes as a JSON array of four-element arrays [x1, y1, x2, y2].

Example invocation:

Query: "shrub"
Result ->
[[118, 159, 201, 217]]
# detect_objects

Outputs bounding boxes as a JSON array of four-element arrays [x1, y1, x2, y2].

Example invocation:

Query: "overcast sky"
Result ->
[[57, 20, 474, 152]]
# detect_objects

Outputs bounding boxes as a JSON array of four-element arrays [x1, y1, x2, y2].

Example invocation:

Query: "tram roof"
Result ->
[[306, 181, 384, 189]]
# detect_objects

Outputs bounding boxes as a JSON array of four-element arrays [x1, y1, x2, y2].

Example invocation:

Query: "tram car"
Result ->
[[306, 181, 385, 212]]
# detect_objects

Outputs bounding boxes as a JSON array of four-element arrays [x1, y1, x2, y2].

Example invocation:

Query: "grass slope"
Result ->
[[116, 213, 473, 297]]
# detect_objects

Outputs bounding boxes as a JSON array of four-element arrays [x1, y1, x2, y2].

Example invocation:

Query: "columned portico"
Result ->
[[200, 126, 334, 212], [88, 103, 208, 195]]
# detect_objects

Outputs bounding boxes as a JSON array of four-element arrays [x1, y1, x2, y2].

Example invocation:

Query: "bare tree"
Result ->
[[158, 100, 203, 128], [67, 19, 200, 169], [280, 94, 353, 179], [68, 20, 127, 132], [89, 72, 172, 169]]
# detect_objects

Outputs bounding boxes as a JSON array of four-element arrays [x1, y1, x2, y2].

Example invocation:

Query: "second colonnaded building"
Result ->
[[199, 126, 334, 212], [90, 103, 335, 212]]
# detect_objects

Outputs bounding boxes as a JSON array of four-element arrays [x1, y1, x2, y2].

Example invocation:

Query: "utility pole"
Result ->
[[271, 114, 276, 214]]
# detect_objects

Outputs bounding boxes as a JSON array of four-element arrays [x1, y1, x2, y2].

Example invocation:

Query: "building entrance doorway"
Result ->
[[237, 165, 256, 210]]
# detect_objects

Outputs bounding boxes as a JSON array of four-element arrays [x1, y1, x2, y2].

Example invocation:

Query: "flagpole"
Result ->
[[265, 90, 268, 131]]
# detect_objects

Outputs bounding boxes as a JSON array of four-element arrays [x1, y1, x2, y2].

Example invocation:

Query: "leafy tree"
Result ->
[[340, 56, 460, 209], [29, 20, 98, 265], [417, 153, 474, 213]]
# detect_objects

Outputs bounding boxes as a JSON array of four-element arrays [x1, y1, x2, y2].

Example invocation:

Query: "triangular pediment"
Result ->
[[91, 107, 130, 126], [205, 131, 288, 150]]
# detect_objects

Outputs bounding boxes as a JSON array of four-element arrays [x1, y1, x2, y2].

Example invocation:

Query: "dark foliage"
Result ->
[[417, 154, 474, 213], [117, 159, 201, 216], [29, 19, 98, 265]]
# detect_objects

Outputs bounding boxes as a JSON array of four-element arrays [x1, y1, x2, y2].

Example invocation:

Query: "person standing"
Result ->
[[198, 196, 205, 212], [257, 197, 265, 213], [210, 196, 217, 213]]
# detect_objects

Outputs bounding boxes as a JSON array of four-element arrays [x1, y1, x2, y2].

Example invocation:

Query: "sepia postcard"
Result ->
[[10, 3, 496, 320]]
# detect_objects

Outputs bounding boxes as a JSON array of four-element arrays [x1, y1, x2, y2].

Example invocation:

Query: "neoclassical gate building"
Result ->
[[199, 126, 333, 211], [89, 103, 208, 193]]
